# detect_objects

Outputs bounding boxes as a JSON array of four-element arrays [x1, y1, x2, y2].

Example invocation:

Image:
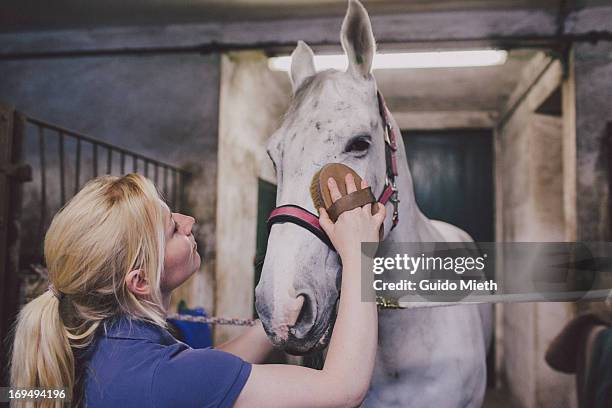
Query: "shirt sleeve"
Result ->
[[151, 343, 252, 408]]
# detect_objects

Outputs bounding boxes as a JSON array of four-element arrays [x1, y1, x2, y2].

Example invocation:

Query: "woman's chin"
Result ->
[[193, 252, 202, 270]]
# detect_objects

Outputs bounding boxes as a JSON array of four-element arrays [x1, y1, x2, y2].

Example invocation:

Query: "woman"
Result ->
[[11, 173, 384, 407]]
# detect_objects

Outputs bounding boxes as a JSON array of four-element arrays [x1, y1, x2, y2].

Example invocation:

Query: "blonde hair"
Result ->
[[10, 174, 167, 407]]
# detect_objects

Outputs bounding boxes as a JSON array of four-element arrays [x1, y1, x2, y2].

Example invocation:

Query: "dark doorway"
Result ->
[[254, 178, 277, 317], [402, 129, 494, 242]]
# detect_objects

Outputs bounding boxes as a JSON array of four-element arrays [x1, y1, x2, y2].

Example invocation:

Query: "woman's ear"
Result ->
[[125, 269, 151, 297], [341, 0, 376, 78]]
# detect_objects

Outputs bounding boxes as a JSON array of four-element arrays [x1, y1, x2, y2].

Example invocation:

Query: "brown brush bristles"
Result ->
[[310, 169, 324, 213]]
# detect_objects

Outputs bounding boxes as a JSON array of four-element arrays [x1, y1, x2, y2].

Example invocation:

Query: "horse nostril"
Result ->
[[292, 292, 317, 339], [286, 295, 305, 327]]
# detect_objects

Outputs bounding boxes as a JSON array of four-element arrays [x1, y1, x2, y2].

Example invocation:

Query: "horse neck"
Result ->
[[382, 132, 438, 244]]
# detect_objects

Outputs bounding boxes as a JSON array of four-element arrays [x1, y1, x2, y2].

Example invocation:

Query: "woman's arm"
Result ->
[[215, 320, 274, 364], [234, 175, 385, 408]]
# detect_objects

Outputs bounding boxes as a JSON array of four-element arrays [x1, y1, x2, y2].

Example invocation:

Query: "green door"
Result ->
[[402, 129, 494, 242], [254, 178, 277, 314]]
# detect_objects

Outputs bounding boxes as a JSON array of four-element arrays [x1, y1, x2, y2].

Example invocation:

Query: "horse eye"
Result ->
[[345, 135, 371, 154]]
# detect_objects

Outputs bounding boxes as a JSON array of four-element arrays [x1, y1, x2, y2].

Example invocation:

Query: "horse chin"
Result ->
[[284, 310, 337, 356]]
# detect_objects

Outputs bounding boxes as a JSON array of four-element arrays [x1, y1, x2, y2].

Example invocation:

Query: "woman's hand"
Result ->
[[319, 173, 386, 264]]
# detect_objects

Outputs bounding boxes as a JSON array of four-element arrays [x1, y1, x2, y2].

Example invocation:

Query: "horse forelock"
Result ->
[[284, 70, 337, 122]]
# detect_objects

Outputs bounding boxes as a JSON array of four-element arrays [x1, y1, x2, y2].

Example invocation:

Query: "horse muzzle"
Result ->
[[256, 281, 338, 355]]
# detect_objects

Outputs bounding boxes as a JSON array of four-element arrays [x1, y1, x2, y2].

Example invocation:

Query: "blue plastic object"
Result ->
[[166, 300, 213, 349]]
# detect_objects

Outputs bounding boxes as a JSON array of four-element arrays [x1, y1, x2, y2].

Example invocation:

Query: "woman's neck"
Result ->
[[161, 292, 171, 314]]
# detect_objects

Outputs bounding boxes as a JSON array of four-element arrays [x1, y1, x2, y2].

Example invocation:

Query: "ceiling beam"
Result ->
[[0, 9, 560, 59], [1, 6, 610, 60]]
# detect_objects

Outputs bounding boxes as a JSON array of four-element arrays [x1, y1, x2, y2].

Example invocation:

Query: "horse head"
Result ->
[[256, 0, 404, 354]]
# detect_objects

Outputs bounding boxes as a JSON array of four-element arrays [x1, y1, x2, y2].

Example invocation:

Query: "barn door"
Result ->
[[402, 129, 494, 242]]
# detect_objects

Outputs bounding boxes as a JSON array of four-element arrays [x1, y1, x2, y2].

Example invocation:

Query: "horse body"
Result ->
[[255, 1, 492, 405], [368, 305, 488, 408]]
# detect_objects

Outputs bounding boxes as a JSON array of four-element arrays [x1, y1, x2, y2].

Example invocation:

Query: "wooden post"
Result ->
[[0, 105, 30, 385], [0, 104, 15, 386]]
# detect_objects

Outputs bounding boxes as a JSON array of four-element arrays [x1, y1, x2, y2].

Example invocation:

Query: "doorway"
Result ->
[[402, 129, 494, 242]]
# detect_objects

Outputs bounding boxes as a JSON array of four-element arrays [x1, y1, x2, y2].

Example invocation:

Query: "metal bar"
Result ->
[[74, 138, 81, 194], [397, 289, 612, 307], [38, 126, 47, 237], [120, 152, 125, 174], [106, 147, 112, 174], [25, 118, 184, 170], [177, 171, 183, 211], [133, 155, 137, 172], [179, 171, 190, 213], [144, 160, 149, 178], [172, 170, 178, 209], [154, 164, 159, 185], [164, 166, 168, 198], [58, 131, 66, 205], [93, 143, 98, 177]]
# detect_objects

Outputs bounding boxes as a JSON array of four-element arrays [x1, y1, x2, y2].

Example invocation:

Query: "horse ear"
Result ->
[[341, 0, 376, 78], [290, 41, 316, 93]]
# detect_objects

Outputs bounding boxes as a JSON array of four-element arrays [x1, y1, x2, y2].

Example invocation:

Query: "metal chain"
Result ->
[[167, 313, 257, 326], [376, 296, 405, 309]]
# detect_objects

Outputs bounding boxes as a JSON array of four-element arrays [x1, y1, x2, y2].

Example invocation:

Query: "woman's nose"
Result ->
[[173, 213, 195, 235]]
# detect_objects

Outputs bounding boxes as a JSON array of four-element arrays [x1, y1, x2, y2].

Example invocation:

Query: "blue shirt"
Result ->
[[81, 316, 252, 407]]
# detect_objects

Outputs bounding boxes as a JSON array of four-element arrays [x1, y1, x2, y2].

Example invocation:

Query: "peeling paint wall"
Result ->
[[216, 51, 290, 343]]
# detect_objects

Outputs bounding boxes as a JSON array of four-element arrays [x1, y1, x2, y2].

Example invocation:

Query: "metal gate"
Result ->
[[0, 103, 190, 383]]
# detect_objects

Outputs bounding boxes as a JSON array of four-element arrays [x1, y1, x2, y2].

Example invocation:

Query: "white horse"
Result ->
[[255, 1, 492, 406]]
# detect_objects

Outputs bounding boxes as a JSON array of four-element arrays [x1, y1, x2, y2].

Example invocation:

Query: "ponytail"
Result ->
[[10, 174, 167, 407], [10, 291, 74, 407]]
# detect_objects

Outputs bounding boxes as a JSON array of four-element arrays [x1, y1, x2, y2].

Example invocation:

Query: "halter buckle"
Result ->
[[385, 175, 400, 227], [384, 123, 392, 146], [391, 196, 399, 225]]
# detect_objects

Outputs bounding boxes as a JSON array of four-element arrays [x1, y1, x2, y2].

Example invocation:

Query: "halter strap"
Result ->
[[267, 205, 333, 248], [377, 91, 400, 229]]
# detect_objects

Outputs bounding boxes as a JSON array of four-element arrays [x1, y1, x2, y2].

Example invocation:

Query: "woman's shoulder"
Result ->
[[80, 316, 180, 406], [81, 315, 251, 408]]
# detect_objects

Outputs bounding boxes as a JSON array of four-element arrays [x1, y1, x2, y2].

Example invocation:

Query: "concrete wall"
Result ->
[[0, 53, 221, 314], [496, 54, 576, 408], [215, 51, 290, 342]]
